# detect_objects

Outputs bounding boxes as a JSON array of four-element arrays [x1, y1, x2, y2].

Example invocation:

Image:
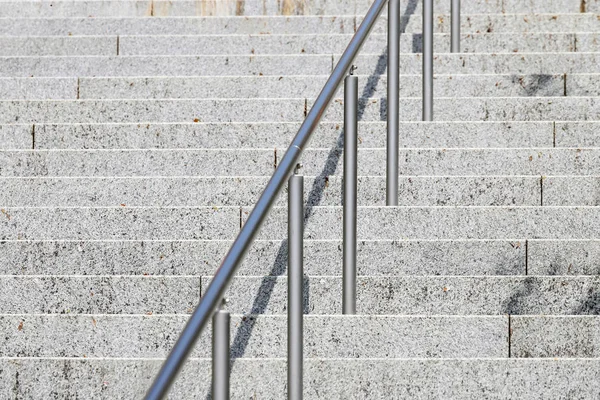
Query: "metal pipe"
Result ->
[[212, 307, 230, 400], [387, 0, 400, 206], [423, 0, 434, 121], [143, 0, 388, 398], [343, 72, 358, 315], [288, 168, 304, 400], [451, 0, 460, 52]]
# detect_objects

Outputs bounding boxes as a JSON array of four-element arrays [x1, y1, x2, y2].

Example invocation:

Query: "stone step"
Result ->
[[3, 148, 600, 177], [7, 73, 600, 100], [0, 276, 198, 314], [116, 33, 580, 55], [213, 275, 600, 314], [0, 207, 239, 240], [0, 36, 116, 57], [6, 206, 600, 240], [3, 53, 599, 77], [0, 33, 583, 57], [0, 239, 526, 276], [74, 74, 569, 99], [3, 239, 600, 277], [2, 358, 598, 399], [0, 0, 595, 17], [16, 122, 557, 150], [2, 14, 599, 36], [0, 176, 541, 207], [7, 315, 596, 359], [0, 97, 598, 123], [511, 316, 600, 357], [251, 206, 600, 240], [0, 314, 508, 358], [543, 176, 600, 206], [528, 240, 600, 275], [9, 238, 600, 277], [320, 96, 600, 121]]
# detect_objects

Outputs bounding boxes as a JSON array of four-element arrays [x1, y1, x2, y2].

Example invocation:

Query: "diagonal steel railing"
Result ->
[[144, 0, 461, 397]]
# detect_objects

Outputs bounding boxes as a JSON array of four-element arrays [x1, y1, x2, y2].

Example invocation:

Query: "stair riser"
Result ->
[[14, 122, 555, 150], [3, 15, 599, 36], [0, 315, 507, 358], [3, 149, 600, 177], [3, 358, 599, 399], [0, 176, 541, 207], [0, 240, 526, 276], [0, 277, 199, 314], [73, 75, 568, 100], [4, 53, 600, 77], [215, 276, 600, 315], [0, 98, 599, 123], [1, 0, 596, 17]]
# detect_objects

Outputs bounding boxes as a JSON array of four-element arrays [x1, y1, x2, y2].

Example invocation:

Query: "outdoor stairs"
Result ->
[[1, 0, 600, 398]]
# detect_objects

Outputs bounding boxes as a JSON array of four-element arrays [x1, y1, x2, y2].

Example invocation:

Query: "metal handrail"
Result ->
[[144, 0, 389, 397]]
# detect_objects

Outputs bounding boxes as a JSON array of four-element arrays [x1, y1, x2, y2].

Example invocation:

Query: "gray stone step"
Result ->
[[0, 78, 78, 100], [2, 358, 598, 399], [0, 124, 31, 149], [368, 13, 600, 34], [7, 206, 600, 241], [0, 276, 198, 314], [214, 275, 600, 314], [3, 14, 600, 36], [5, 148, 600, 177], [0, 55, 333, 77], [512, 316, 600, 358], [0, 314, 507, 358], [529, 240, 600, 275], [3, 53, 599, 77], [0, 176, 541, 207], [1, 33, 578, 57], [117, 33, 578, 55], [557, 121, 600, 146], [0, 239, 526, 276], [251, 206, 600, 240], [0, 0, 595, 17], [5, 73, 600, 100], [0, 97, 598, 123], [0, 207, 239, 240], [75, 74, 568, 99], [543, 176, 600, 206], [300, 148, 600, 176], [351, 52, 600, 75], [25, 122, 555, 150], [0, 36, 116, 56], [320, 96, 600, 121]]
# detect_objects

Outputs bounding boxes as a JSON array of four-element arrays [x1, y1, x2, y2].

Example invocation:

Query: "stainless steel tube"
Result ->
[[423, 0, 434, 121], [212, 308, 230, 400], [144, 0, 388, 398], [288, 171, 304, 400], [387, 0, 400, 206], [451, 0, 460, 52], [343, 73, 358, 315]]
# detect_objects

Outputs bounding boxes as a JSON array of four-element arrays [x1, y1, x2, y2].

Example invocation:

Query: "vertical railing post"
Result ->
[[387, 0, 400, 206], [212, 303, 230, 400], [451, 0, 460, 52], [288, 166, 304, 400], [343, 70, 358, 315], [423, 0, 434, 121]]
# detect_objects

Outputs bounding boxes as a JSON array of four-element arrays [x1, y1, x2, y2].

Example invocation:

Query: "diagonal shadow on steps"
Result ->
[[202, 0, 420, 392]]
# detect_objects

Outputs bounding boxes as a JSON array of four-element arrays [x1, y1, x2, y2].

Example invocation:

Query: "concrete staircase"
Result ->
[[1, 0, 600, 398]]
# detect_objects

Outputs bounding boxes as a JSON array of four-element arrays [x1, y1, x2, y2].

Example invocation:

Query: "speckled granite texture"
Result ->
[[1, 0, 600, 397]]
